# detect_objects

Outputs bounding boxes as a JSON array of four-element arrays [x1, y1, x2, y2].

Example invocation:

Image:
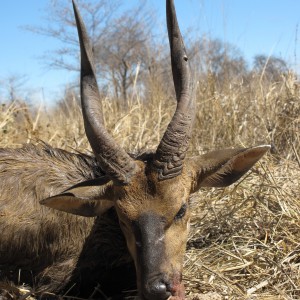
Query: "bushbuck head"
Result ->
[[40, 0, 270, 299]]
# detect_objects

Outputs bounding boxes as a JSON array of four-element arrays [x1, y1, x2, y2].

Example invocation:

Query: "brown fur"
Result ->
[[0, 143, 135, 297]]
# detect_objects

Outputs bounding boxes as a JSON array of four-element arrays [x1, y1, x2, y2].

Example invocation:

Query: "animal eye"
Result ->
[[175, 203, 187, 220]]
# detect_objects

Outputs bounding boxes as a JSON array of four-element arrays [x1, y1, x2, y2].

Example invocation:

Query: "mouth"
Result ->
[[168, 280, 185, 300]]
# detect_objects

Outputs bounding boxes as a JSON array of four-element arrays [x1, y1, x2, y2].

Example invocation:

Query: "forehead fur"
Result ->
[[115, 160, 192, 221]]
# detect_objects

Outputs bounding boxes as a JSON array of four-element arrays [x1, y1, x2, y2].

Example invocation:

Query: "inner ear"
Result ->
[[40, 177, 115, 217], [188, 145, 270, 192], [40, 194, 114, 217]]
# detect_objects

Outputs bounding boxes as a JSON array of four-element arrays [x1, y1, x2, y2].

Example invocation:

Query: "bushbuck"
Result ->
[[0, 0, 270, 299]]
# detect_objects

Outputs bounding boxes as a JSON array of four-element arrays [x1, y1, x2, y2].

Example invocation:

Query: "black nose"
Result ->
[[144, 279, 171, 300]]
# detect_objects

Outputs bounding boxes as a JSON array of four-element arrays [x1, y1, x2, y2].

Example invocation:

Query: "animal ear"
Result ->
[[40, 177, 114, 217], [187, 145, 270, 193]]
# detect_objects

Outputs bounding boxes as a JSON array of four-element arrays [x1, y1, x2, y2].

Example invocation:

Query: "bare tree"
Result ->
[[253, 54, 289, 81], [96, 3, 154, 103], [190, 37, 248, 87], [26, 0, 155, 103], [26, 0, 121, 72], [0, 74, 28, 103]]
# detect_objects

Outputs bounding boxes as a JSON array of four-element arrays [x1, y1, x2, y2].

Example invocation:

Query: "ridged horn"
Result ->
[[72, 0, 138, 184], [153, 0, 195, 180]]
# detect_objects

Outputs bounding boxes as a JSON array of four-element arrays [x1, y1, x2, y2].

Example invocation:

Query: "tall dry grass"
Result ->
[[0, 70, 299, 299]]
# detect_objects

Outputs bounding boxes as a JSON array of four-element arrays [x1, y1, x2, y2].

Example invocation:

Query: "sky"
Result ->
[[0, 0, 300, 104]]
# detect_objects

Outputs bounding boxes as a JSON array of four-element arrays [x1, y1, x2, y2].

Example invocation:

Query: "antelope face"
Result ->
[[42, 145, 270, 299], [115, 162, 191, 299]]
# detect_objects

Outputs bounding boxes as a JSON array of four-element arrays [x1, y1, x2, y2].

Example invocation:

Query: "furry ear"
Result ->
[[187, 145, 270, 193], [40, 177, 114, 217]]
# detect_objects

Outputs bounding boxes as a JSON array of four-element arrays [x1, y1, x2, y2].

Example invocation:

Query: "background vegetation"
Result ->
[[0, 0, 299, 299]]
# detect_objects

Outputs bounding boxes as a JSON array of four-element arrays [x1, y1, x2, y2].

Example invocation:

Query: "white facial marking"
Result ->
[[155, 234, 165, 245], [187, 219, 190, 231]]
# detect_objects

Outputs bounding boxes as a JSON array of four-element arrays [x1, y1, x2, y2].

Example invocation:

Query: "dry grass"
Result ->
[[0, 71, 299, 299]]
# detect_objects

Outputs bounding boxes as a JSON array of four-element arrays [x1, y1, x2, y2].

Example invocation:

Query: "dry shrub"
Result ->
[[186, 156, 299, 299], [0, 70, 299, 300]]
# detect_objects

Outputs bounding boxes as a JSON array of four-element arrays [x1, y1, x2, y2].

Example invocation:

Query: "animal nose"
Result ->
[[145, 279, 171, 300]]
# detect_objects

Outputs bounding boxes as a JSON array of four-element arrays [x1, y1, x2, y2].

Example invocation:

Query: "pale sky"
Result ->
[[0, 0, 299, 104]]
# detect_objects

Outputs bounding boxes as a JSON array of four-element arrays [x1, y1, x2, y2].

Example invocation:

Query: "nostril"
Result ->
[[151, 281, 167, 294], [165, 281, 172, 292], [146, 279, 171, 300]]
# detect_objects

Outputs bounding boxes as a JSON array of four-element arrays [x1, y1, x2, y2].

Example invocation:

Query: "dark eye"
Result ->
[[175, 203, 187, 220]]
